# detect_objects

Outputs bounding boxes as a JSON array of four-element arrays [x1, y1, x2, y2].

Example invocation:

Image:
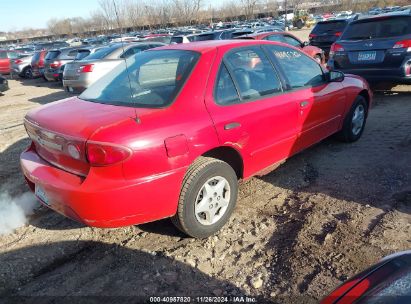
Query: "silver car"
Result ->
[[63, 42, 165, 92], [11, 54, 33, 78]]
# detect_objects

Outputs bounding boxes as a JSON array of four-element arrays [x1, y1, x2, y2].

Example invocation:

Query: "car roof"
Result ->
[[150, 40, 285, 54]]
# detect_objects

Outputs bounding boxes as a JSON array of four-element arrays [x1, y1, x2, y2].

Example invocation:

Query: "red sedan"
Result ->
[[21, 40, 372, 238], [237, 31, 325, 64]]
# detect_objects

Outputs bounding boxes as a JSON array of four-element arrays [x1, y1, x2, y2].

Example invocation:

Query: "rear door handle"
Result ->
[[300, 101, 310, 108], [224, 122, 241, 130]]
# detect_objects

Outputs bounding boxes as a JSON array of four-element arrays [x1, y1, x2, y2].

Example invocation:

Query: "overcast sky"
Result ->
[[0, 0, 221, 32]]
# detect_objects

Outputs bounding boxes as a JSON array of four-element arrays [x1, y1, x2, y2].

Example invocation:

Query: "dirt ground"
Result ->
[[0, 31, 411, 303]]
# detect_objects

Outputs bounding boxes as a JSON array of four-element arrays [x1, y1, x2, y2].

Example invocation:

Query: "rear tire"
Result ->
[[171, 157, 238, 238], [22, 67, 33, 79], [337, 95, 368, 142]]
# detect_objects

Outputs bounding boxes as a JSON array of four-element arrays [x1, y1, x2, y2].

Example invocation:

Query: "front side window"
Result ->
[[79, 50, 199, 108], [266, 45, 324, 89], [224, 47, 282, 100], [283, 35, 302, 48], [264, 35, 284, 43]]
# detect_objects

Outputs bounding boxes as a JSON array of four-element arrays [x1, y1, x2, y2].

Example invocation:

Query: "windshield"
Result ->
[[82, 46, 117, 60], [45, 51, 60, 60], [342, 16, 411, 40], [79, 50, 200, 108], [312, 20, 347, 34]]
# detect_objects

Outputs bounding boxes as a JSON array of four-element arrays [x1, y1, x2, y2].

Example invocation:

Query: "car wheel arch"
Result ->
[[358, 89, 370, 114], [200, 146, 244, 179]]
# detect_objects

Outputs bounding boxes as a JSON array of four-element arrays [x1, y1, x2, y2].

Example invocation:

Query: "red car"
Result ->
[[237, 31, 325, 64], [322, 250, 411, 303], [20, 40, 371, 238], [31, 50, 47, 78], [0, 50, 20, 74]]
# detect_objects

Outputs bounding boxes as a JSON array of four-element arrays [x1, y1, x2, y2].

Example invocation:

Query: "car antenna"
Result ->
[[113, 0, 141, 124]]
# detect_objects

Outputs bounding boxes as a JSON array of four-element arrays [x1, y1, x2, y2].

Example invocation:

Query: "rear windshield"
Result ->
[[75, 50, 91, 60], [31, 52, 40, 62], [342, 16, 411, 40], [197, 33, 217, 41], [312, 20, 347, 34], [79, 50, 200, 108], [45, 51, 60, 60], [171, 37, 183, 44], [82, 47, 117, 60]]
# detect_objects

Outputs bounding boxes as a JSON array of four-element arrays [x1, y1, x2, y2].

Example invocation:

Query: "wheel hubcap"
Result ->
[[351, 104, 365, 136], [194, 176, 230, 226]]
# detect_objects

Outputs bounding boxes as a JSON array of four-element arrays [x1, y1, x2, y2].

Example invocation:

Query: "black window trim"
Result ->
[[262, 44, 328, 92], [213, 45, 285, 106]]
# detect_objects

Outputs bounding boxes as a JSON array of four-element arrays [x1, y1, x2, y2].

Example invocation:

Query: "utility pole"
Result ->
[[284, 0, 287, 31]]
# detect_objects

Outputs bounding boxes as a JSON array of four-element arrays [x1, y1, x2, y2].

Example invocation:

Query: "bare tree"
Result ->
[[241, 0, 259, 20]]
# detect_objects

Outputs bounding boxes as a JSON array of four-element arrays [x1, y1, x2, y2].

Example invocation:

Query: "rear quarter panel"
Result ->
[[340, 74, 372, 121]]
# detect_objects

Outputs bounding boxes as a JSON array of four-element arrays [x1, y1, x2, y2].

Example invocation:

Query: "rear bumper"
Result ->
[[44, 70, 59, 81], [20, 147, 184, 228], [328, 63, 411, 84], [63, 78, 92, 92]]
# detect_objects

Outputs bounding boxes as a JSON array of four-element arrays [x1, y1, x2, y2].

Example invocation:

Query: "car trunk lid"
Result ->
[[24, 97, 138, 176]]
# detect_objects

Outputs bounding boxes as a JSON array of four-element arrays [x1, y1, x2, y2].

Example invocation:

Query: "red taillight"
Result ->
[[309, 33, 317, 39], [50, 61, 62, 69], [14, 59, 23, 64], [329, 43, 344, 58], [405, 62, 411, 76], [393, 39, 411, 49], [86, 142, 131, 166], [79, 64, 94, 73], [334, 32, 342, 37]]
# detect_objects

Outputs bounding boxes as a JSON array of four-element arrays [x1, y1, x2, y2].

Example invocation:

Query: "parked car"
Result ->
[[0, 75, 8, 93], [21, 40, 372, 238], [237, 31, 325, 64], [43, 47, 82, 81], [322, 250, 411, 304], [170, 34, 199, 44], [328, 13, 411, 84], [63, 42, 165, 92], [194, 30, 236, 41], [31, 50, 47, 78], [0, 50, 20, 74], [309, 19, 350, 57], [11, 54, 33, 78]]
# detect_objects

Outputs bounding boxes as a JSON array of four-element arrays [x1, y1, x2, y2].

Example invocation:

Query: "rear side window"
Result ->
[[83, 47, 116, 60], [79, 50, 200, 108], [45, 51, 60, 60], [7, 52, 19, 59], [75, 50, 91, 60], [215, 65, 240, 105], [0, 52, 6, 59], [312, 21, 347, 34], [266, 45, 324, 89], [342, 16, 411, 40], [171, 37, 183, 44], [224, 47, 282, 100], [120, 46, 148, 59]]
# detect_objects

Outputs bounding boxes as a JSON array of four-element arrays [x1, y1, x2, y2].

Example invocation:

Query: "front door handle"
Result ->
[[300, 100, 310, 108], [224, 122, 241, 130]]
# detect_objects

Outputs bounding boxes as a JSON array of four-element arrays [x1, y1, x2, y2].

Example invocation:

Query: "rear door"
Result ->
[[264, 44, 346, 154], [204, 45, 299, 178], [335, 16, 411, 69]]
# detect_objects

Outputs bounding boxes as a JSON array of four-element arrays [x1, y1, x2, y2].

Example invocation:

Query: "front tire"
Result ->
[[171, 157, 238, 238], [337, 95, 368, 142]]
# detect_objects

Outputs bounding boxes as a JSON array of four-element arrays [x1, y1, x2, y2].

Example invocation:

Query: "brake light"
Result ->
[[393, 39, 411, 50], [50, 61, 62, 69], [405, 62, 411, 76], [309, 33, 317, 39], [334, 32, 342, 37], [79, 64, 94, 73], [86, 142, 132, 166], [14, 59, 23, 64], [329, 43, 344, 58]]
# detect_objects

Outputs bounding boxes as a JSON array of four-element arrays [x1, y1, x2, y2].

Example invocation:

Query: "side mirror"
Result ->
[[327, 70, 345, 82], [302, 41, 309, 47]]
